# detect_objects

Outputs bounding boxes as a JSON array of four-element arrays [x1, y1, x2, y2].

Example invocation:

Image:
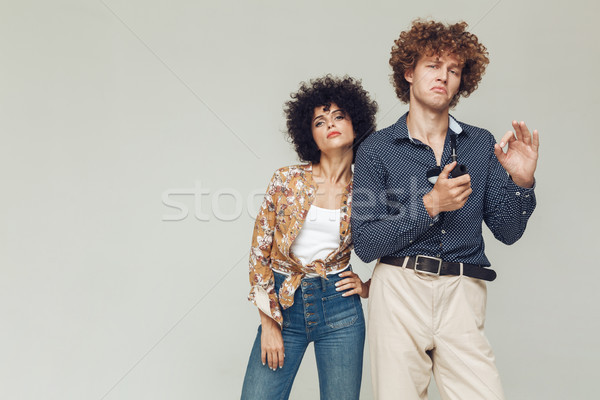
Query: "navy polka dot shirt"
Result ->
[[351, 112, 536, 266]]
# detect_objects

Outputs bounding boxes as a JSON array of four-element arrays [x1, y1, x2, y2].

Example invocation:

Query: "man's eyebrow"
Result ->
[[427, 58, 461, 69]]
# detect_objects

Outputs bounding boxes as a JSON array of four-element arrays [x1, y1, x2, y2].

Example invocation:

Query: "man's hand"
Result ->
[[259, 310, 285, 371], [423, 161, 472, 218], [494, 121, 539, 188]]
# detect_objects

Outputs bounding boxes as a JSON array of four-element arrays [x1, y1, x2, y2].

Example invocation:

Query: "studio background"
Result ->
[[1, 1, 597, 399]]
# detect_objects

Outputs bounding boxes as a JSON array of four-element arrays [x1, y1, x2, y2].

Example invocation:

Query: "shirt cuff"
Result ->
[[509, 176, 536, 191], [507, 178, 536, 196], [248, 285, 283, 327], [417, 193, 439, 227]]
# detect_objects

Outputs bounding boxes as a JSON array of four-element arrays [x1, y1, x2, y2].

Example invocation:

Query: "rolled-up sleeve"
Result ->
[[247, 171, 283, 326]]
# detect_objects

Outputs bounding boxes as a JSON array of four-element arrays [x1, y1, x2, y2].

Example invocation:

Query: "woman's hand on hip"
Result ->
[[259, 311, 285, 370], [336, 271, 371, 298]]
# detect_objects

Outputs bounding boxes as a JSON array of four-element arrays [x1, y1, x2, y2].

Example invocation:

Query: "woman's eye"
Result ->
[[315, 121, 323, 127], [335, 115, 344, 120]]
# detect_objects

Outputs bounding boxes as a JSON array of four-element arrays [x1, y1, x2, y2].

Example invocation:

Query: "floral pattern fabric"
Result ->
[[247, 163, 352, 327]]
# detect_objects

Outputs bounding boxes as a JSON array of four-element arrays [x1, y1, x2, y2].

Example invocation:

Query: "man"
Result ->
[[352, 20, 539, 400]]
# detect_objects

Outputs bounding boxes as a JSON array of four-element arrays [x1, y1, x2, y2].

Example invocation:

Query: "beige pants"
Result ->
[[368, 261, 505, 400]]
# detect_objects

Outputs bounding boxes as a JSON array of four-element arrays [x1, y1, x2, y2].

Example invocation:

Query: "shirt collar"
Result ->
[[392, 112, 464, 142], [448, 115, 463, 134]]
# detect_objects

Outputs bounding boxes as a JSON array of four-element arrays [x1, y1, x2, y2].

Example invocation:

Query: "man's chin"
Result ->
[[410, 96, 452, 112], [427, 101, 452, 112]]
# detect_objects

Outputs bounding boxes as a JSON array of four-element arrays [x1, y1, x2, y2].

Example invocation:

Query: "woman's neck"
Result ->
[[313, 152, 353, 186]]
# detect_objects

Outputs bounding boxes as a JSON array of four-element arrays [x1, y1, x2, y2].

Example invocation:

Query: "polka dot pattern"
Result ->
[[351, 113, 536, 266]]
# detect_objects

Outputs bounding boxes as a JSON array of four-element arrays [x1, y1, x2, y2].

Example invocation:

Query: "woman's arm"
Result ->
[[336, 270, 371, 298], [247, 169, 287, 368], [258, 309, 285, 370], [247, 170, 284, 326]]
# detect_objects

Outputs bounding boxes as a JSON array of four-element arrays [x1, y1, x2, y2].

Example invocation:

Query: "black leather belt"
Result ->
[[380, 255, 497, 282]]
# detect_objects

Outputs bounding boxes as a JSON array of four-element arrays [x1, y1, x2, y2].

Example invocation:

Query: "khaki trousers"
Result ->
[[368, 261, 505, 400]]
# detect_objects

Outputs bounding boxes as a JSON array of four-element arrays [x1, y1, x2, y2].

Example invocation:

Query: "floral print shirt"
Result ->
[[247, 163, 352, 327]]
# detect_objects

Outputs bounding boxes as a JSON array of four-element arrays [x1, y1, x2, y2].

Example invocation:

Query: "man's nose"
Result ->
[[437, 69, 448, 83]]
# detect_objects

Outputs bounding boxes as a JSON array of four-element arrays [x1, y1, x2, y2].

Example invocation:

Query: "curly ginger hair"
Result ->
[[390, 20, 490, 108]]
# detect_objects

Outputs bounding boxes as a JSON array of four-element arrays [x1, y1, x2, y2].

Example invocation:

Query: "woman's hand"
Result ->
[[336, 271, 371, 298], [259, 310, 285, 370]]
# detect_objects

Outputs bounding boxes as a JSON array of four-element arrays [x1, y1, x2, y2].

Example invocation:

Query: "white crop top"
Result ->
[[288, 205, 347, 277]]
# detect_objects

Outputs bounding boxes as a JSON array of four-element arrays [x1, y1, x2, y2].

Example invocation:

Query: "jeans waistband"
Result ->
[[274, 267, 351, 293]]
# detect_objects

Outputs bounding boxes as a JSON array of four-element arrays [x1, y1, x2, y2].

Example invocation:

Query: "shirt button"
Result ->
[[525, 194, 530, 198], [429, 223, 434, 227], [515, 192, 521, 196], [440, 243, 443, 247], [302, 282, 307, 287], [522, 211, 527, 215], [441, 230, 446, 234], [409, 240, 413, 244], [436, 253, 441, 257]]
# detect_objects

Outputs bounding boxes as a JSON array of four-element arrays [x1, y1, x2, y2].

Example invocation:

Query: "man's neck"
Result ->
[[406, 103, 450, 146]]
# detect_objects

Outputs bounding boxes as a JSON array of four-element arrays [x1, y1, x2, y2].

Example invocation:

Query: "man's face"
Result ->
[[404, 53, 463, 112]]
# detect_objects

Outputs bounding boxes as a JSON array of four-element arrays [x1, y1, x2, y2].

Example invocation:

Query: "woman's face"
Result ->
[[310, 103, 355, 155]]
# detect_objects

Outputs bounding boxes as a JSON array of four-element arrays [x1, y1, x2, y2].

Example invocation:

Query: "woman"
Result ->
[[241, 75, 378, 400]]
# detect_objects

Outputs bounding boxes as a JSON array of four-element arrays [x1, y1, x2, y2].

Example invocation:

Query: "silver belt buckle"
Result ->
[[414, 255, 442, 276]]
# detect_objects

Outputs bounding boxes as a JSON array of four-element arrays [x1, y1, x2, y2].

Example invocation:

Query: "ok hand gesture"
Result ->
[[494, 121, 539, 188]]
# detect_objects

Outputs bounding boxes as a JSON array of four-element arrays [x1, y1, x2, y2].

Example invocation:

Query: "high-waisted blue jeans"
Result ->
[[241, 270, 366, 400]]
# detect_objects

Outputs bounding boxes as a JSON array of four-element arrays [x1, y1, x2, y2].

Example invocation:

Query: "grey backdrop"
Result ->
[[1, 1, 598, 399]]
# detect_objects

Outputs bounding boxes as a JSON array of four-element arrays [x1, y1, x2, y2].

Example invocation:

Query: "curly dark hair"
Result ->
[[389, 19, 490, 108], [284, 75, 378, 163]]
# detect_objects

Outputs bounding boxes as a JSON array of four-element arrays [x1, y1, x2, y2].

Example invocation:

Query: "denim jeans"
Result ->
[[241, 270, 366, 400]]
